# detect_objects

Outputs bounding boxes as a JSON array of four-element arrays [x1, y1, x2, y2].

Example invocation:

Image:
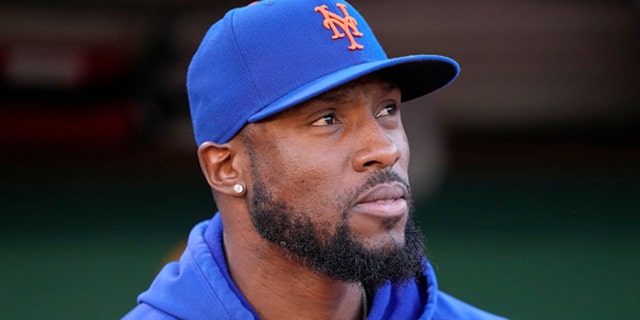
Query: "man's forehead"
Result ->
[[309, 74, 400, 105], [241, 74, 400, 133]]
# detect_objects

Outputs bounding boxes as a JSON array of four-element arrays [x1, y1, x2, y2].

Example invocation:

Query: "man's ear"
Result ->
[[197, 141, 245, 196]]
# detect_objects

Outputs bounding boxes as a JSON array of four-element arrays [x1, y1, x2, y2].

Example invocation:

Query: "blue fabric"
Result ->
[[123, 214, 507, 320], [187, 0, 459, 145]]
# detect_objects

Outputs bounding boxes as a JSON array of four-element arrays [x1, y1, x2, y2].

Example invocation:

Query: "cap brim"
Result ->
[[248, 54, 459, 122]]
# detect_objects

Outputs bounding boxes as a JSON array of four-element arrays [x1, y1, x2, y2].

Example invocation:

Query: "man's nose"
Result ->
[[351, 121, 402, 172]]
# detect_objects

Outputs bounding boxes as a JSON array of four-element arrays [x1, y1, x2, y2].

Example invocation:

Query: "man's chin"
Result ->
[[349, 215, 407, 251], [354, 231, 406, 254]]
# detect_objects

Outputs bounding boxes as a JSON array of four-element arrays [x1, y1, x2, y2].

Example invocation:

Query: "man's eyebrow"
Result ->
[[314, 81, 399, 103], [381, 82, 400, 95], [315, 88, 351, 103]]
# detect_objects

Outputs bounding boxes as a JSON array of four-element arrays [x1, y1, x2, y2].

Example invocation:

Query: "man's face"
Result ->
[[241, 76, 425, 290]]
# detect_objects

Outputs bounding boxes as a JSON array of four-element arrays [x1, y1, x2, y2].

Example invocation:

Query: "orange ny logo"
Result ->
[[314, 3, 364, 50]]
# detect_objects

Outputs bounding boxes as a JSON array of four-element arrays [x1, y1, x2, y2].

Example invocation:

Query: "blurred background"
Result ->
[[1, 0, 638, 319]]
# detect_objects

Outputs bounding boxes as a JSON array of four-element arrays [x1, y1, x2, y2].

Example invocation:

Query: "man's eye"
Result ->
[[311, 113, 339, 126], [376, 104, 398, 118]]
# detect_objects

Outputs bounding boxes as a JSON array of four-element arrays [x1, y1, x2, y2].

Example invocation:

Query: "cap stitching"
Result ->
[[229, 8, 266, 114]]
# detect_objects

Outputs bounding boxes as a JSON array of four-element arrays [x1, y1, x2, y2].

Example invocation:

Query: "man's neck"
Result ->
[[222, 227, 365, 320]]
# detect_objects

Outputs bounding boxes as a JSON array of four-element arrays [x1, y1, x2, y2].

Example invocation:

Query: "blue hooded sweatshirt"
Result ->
[[123, 214, 506, 319]]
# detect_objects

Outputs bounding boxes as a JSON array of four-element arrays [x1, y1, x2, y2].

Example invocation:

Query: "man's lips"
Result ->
[[352, 183, 408, 218]]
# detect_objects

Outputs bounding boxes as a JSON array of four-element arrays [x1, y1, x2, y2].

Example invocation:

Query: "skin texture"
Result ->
[[197, 75, 424, 320]]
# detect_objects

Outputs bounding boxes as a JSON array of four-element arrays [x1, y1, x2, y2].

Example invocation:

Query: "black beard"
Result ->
[[247, 167, 426, 293]]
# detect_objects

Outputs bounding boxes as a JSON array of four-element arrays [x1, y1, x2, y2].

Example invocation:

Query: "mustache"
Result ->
[[346, 168, 412, 207], [362, 168, 410, 193]]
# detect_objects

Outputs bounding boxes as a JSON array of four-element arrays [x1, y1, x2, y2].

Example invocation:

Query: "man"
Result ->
[[124, 0, 506, 319]]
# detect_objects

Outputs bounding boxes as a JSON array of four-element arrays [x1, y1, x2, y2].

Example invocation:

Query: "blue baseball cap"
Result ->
[[187, 0, 459, 145]]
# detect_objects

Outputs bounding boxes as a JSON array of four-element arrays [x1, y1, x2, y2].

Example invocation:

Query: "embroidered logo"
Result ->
[[314, 3, 364, 50]]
